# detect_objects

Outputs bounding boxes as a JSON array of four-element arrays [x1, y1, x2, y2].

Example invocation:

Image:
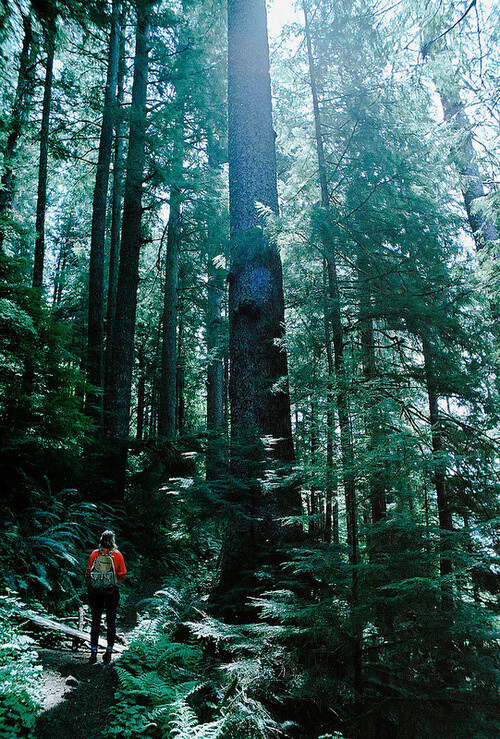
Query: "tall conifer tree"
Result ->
[[105, 0, 153, 495], [216, 0, 296, 601]]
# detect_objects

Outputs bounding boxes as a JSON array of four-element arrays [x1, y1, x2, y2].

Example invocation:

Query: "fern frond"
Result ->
[[169, 698, 222, 738], [186, 615, 239, 646]]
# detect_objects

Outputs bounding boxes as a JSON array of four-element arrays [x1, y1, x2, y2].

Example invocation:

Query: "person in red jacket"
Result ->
[[86, 529, 126, 664]]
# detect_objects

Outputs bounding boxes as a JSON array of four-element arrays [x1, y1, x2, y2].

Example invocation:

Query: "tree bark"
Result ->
[[104, 0, 152, 495], [32, 20, 56, 289]]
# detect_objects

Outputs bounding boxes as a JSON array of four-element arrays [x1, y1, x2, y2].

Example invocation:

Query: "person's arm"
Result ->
[[113, 551, 127, 582], [86, 550, 98, 590]]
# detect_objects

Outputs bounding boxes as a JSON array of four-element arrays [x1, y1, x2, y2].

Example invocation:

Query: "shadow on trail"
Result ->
[[35, 648, 118, 739]]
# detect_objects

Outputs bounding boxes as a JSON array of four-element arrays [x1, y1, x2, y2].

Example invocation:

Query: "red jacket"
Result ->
[[86, 548, 127, 582]]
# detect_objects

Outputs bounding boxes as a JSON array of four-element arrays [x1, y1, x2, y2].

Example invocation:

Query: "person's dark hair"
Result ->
[[99, 530, 117, 551]]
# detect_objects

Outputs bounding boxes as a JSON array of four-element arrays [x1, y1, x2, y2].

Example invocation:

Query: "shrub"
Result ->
[[0, 596, 42, 739]]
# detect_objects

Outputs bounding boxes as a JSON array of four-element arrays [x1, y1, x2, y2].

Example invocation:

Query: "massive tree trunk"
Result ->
[[216, 0, 295, 600], [0, 13, 36, 251], [32, 19, 56, 289], [86, 0, 121, 430], [104, 0, 152, 496], [227, 0, 294, 463]]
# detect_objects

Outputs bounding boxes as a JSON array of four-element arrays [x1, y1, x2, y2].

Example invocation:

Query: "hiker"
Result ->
[[86, 529, 126, 664]]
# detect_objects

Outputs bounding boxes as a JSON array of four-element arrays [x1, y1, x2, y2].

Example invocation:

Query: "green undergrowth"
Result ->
[[105, 526, 500, 739], [105, 588, 289, 739], [0, 596, 42, 739]]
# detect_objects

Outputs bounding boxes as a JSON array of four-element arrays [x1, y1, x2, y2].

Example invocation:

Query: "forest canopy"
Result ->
[[1, 0, 500, 737]]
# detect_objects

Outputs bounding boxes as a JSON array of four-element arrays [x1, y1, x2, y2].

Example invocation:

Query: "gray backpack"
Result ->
[[89, 550, 117, 593]]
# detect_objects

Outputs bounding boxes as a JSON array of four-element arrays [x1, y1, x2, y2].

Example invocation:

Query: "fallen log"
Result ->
[[22, 612, 124, 652]]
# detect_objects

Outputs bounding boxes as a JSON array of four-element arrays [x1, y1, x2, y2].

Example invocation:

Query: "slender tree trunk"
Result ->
[[104, 4, 127, 420], [303, 0, 361, 696], [309, 370, 322, 537], [0, 13, 36, 251], [158, 182, 182, 440], [324, 269, 338, 544], [357, 251, 387, 525], [323, 260, 339, 544], [33, 21, 56, 289], [422, 333, 453, 584], [216, 0, 296, 599], [206, 269, 225, 433], [105, 0, 152, 496], [205, 137, 226, 479], [52, 218, 71, 307], [176, 307, 185, 435], [136, 345, 146, 442], [52, 246, 67, 307], [86, 0, 121, 430]]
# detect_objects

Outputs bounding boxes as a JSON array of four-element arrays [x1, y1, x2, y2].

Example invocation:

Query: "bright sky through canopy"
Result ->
[[267, 0, 296, 38]]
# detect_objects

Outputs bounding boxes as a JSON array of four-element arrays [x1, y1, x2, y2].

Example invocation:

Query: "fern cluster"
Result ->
[[0, 486, 119, 610], [105, 589, 284, 739]]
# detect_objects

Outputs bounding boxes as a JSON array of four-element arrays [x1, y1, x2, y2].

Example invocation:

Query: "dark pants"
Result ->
[[88, 587, 119, 650]]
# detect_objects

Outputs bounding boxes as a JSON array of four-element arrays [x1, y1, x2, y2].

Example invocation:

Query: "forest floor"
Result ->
[[34, 577, 161, 739]]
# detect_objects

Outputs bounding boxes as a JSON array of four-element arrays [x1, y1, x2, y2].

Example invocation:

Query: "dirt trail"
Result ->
[[34, 578, 162, 739], [35, 648, 118, 739]]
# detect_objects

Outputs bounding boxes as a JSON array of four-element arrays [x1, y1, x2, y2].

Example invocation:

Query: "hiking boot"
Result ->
[[102, 649, 112, 664], [89, 651, 97, 664]]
